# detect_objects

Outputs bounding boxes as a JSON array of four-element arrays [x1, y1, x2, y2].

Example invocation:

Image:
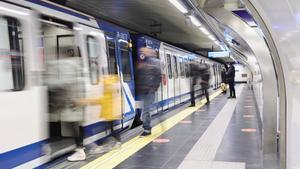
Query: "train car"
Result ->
[[132, 35, 222, 117], [0, 1, 119, 168]]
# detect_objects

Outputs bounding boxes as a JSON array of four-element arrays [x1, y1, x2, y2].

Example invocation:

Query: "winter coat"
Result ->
[[226, 65, 235, 83], [135, 56, 162, 94]]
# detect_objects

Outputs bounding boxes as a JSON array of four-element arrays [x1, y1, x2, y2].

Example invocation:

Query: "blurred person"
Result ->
[[226, 63, 236, 98], [199, 63, 210, 104], [44, 52, 86, 162], [135, 47, 162, 137], [247, 73, 253, 90], [75, 75, 122, 154], [220, 66, 227, 94], [190, 62, 200, 107]]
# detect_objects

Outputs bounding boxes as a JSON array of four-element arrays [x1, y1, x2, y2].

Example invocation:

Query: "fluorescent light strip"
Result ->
[[169, 0, 188, 14], [73, 27, 83, 31], [199, 27, 210, 35], [214, 40, 220, 45], [189, 15, 202, 27], [208, 35, 216, 41], [0, 7, 29, 16]]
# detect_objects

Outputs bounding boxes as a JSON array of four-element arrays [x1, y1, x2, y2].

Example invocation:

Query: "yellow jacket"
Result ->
[[78, 75, 122, 121]]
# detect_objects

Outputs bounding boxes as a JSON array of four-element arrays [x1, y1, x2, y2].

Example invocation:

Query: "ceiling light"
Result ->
[[169, 0, 188, 14], [73, 27, 83, 31], [214, 40, 220, 45], [189, 15, 201, 27], [0, 7, 29, 16], [199, 27, 210, 35], [90, 31, 101, 36], [208, 35, 216, 41]]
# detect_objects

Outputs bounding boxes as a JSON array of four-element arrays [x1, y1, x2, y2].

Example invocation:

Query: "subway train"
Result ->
[[0, 1, 223, 168]]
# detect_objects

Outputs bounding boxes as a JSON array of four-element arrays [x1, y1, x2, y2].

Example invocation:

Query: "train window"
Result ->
[[180, 61, 185, 77], [120, 43, 132, 82], [86, 36, 99, 85], [0, 16, 25, 91], [185, 62, 190, 77], [166, 54, 172, 78], [173, 56, 178, 78], [107, 40, 118, 75]]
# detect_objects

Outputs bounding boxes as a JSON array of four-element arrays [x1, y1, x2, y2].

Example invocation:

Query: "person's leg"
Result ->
[[229, 83, 233, 97], [73, 122, 84, 148], [140, 93, 155, 136], [110, 121, 121, 142], [190, 78, 196, 106], [205, 88, 209, 103], [67, 122, 86, 162], [141, 110, 151, 131], [232, 83, 236, 98]]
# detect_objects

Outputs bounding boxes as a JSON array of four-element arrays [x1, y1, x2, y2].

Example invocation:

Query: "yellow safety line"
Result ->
[[81, 89, 223, 169]]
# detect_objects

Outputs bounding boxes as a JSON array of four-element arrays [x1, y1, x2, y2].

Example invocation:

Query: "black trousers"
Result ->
[[202, 88, 209, 103], [72, 122, 84, 148], [190, 79, 196, 106], [108, 121, 121, 141], [228, 82, 236, 97]]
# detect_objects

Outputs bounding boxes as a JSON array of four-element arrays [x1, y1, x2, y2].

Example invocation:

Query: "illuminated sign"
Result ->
[[208, 51, 230, 58]]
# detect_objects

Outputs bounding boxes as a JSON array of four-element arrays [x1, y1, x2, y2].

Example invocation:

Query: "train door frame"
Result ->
[[116, 35, 135, 123], [104, 34, 127, 129], [159, 48, 168, 111], [179, 56, 186, 103], [173, 55, 181, 105], [165, 50, 175, 108], [156, 48, 164, 113], [73, 23, 108, 124]]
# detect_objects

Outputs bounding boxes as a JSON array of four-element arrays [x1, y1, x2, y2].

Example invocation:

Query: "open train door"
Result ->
[[73, 23, 111, 125], [0, 2, 49, 168]]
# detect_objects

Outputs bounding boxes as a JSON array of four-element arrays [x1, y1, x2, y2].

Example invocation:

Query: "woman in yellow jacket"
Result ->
[[77, 75, 123, 153]]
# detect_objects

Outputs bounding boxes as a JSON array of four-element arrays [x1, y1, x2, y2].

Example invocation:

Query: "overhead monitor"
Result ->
[[208, 51, 230, 58]]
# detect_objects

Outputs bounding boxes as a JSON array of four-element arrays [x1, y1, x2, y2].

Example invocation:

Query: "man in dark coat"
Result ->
[[135, 47, 162, 137], [226, 63, 236, 98], [190, 62, 210, 106], [199, 63, 210, 103]]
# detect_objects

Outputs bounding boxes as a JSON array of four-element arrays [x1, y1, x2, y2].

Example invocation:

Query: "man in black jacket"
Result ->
[[135, 47, 162, 137], [226, 63, 236, 98]]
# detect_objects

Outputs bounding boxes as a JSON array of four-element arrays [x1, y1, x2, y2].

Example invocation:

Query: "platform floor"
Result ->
[[49, 85, 262, 169]]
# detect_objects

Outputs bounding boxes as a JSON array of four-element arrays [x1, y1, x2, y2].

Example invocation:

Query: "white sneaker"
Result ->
[[67, 148, 86, 162], [89, 146, 107, 154], [89, 142, 122, 155]]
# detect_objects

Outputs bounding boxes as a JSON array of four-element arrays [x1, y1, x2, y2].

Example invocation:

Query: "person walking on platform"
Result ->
[[45, 54, 86, 162], [190, 62, 200, 106], [220, 66, 227, 93], [199, 63, 210, 104], [190, 62, 210, 106], [75, 75, 122, 154], [226, 63, 236, 98], [135, 47, 162, 137]]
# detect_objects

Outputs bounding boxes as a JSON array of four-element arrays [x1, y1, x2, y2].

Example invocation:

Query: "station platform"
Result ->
[[47, 85, 262, 169]]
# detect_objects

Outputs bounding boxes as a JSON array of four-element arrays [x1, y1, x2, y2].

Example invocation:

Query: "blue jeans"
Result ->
[[137, 93, 155, 131]]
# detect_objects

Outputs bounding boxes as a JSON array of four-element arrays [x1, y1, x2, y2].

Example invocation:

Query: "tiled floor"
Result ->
[[116, 85, 262, 169], [48, 85, 263, 169], [215, 88, 262, 169], [116, 91, 229, 169]]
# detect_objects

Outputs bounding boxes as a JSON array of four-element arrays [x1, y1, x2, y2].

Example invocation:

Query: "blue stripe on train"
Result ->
[[0, 140, 47, 169], [26, 0, 90, 20]]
